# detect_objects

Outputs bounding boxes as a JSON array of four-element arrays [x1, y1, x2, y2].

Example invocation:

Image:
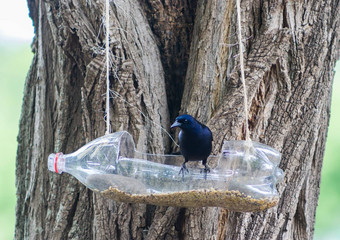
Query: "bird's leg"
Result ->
[[200, 159, 210, 179], [179, 161, 189, 178]]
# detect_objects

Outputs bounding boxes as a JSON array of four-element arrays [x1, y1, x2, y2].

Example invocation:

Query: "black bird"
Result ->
[[170, 114, 213, 178]]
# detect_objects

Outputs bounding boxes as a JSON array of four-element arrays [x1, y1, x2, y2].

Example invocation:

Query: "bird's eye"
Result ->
[[183, 119, 188, 123]]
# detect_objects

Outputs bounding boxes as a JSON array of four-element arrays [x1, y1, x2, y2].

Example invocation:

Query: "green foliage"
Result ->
[[0, 41, 33, 240]]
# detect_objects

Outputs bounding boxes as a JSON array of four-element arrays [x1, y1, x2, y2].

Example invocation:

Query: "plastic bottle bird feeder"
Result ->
[[48, 131, 283, 212]]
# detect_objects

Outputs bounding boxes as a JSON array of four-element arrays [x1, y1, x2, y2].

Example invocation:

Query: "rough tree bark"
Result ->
[[16, 0, 339, 239]]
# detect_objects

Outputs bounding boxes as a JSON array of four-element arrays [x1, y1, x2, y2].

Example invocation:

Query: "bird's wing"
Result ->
[[200, 124, 213, 141]]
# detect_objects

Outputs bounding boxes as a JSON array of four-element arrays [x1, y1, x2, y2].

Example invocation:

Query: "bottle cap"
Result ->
[[48, 153, 64, 174]]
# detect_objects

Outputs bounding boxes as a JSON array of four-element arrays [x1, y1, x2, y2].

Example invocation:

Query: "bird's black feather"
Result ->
[[171, 114, 213, 178]]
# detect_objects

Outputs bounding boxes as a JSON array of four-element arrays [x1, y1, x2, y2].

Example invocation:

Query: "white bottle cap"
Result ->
[[48, 153, 64, 174]]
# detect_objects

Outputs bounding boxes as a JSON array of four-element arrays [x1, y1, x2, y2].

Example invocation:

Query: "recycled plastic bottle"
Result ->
[[48, 131, 283, 212]]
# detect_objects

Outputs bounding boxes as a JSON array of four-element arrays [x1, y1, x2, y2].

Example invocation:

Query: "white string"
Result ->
[[109, 90, 180, 148], [105, 0, 111, 135], [236, 0, 251, 142], [101, 1, 178, 147], [37, 0, 44, 79]]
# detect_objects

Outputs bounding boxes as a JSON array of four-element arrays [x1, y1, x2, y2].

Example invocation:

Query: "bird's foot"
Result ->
[[200, 166, 210, 180], [179, 164, 189, 179]]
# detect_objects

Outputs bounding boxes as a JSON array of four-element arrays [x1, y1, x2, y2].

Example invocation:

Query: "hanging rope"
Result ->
[[101, 1, 177, 147], [105, 0, 111, 135], [236, 0, 251, 142]]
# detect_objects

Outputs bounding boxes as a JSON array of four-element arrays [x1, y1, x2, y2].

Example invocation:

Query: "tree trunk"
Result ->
[[16, 0, 339, 239]]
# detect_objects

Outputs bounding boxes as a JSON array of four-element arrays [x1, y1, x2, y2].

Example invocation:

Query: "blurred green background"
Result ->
[[0, 1, 339, 240], [0, 41, 33, 240], [314, 62, 340, 238]]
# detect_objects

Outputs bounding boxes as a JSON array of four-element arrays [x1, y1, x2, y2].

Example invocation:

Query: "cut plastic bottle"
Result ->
[[48, 131, 283, 212]]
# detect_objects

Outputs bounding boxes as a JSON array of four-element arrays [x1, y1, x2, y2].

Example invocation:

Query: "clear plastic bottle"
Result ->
[[48, 131, 283, 211]]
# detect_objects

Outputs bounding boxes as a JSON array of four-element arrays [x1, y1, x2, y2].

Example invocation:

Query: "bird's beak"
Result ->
[[170, 120, 181, 129]]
